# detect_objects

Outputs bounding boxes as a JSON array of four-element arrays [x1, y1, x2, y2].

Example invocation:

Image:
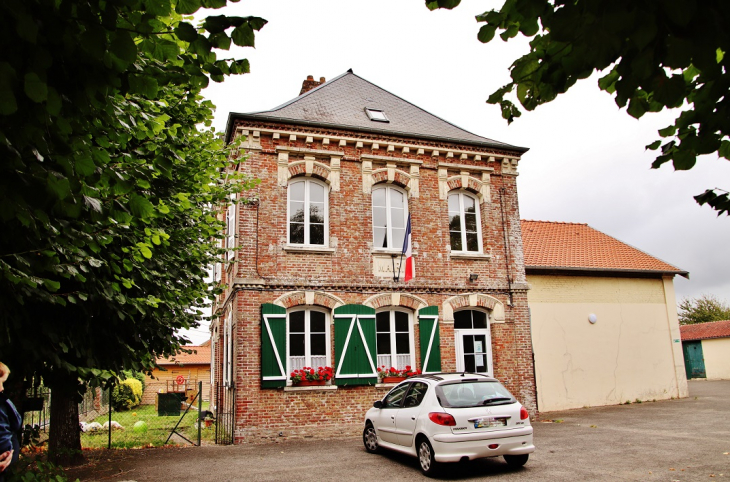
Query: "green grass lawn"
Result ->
[[81, 401, 216, 449]]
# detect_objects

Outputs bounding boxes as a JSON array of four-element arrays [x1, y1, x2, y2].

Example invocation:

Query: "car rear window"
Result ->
[[436, 380, 516, 408]]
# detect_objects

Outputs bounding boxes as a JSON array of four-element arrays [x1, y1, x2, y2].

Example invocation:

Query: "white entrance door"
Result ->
[[455, 330, 492, 375]]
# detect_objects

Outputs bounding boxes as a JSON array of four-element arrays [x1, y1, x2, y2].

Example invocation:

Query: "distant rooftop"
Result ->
[[521, 220, 688, 277], [156, 345, 210, 366], [680, 320, 730, 341], [227, 70, 528, 152]]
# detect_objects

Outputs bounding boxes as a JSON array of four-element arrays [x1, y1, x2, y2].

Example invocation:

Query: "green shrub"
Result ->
[[123, 370, 146, 393], [112, 378, 143, 411]]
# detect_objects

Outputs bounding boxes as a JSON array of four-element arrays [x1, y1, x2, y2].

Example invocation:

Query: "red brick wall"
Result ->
[[212, 121, 535, 443]]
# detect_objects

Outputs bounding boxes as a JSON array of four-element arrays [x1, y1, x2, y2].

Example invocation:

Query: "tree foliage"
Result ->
[[678, 294, 730, 325], [0, 0, 263, 463], [426, 0, 730, 215]]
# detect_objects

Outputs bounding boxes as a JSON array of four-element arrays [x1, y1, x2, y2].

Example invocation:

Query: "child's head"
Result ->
[[0, 362, 9, 392]]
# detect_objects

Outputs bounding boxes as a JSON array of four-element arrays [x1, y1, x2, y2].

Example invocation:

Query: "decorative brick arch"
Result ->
[[288, 160, 332, 184], [442, 293, 505, 323], [362, 293, 428, 312], [274, 291, 345, 310], [446, 175, 484, 202], [277, 152, 342, 191], [371, 167, 413, 191]]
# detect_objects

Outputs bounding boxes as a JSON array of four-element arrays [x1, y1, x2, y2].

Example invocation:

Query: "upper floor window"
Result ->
[[448, 192, 482, 253], [225, 194, 237, 262], [288, 308, 330, 374], [288, 179, 328, 246], [372, 186, 408, 250], [376, 309, 414, 370]]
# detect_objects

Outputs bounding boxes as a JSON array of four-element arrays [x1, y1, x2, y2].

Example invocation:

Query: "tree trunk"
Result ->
[[48, 379, 84, 467]]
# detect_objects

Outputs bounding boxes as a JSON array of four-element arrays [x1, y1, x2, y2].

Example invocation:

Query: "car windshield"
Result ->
[[436, 380, 516, 408]]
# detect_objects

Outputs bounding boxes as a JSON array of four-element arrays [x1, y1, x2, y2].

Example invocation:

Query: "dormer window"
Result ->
[[365, 108, 389, 123]]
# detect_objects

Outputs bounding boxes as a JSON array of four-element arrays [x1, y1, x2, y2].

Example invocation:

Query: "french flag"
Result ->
[[402, 214, 414, 282]]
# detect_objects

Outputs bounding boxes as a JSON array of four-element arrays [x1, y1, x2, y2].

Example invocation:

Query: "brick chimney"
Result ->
[[299, 75, 326, 95]]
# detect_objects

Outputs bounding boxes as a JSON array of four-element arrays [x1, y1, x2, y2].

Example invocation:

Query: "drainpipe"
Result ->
[[498, 188, 513, 307]]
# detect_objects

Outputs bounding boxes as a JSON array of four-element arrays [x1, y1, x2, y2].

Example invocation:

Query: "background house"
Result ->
[[143, 343, 211, 405], [680, 320, 730, 380], [212, 71, 535, 443], [522, 220, 689, 412]]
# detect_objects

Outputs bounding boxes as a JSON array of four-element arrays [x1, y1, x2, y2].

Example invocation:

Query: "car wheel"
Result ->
[[418, 438, 439, 476], [363, 424, 380, 454], [504, 454, 529, 467]]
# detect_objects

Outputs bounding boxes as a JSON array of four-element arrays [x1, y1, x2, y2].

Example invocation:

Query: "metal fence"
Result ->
[[79, 381, 213, 449], [213, 383, 236, 445], [20, 379, 232, 450], [23, 386, 51, 438]]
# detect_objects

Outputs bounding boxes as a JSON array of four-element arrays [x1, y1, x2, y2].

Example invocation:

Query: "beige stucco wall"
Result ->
[[528, 274, 688, 412], [702, 338, 730, 379]]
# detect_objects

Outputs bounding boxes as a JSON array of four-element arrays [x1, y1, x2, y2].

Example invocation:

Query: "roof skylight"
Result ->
[[365, 108, 389, 123]]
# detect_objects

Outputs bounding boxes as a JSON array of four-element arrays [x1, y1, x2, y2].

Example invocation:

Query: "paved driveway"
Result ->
[[67, 380, 730, 481]]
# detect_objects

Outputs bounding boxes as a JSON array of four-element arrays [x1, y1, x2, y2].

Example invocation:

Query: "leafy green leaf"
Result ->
[[75, 155, 96, 176], [129, 193, 155, 219], [110, 32, 138, 64], [477, 24, 497, 43], [231, 24, 255, 47], [175, 22, 198, 42], [425, 0, 461, 10], [24, 72, 48, 102], [176, 0, 201, 15], [128, 74, 159, 98]]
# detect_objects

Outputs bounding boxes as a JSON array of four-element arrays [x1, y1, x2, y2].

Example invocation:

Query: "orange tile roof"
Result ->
[[156, 345, 211, 366], [521, 220, 688, 277], [680, 320, 730, 341]]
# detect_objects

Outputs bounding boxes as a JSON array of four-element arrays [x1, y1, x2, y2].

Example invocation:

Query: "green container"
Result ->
[[157, 393, 181, 416]]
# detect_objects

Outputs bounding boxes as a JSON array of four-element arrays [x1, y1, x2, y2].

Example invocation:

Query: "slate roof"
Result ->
[[156, 345, 211, 366], [227, 70, 528, 151], [680, 320, 730, 341], [521, 220, 688, 277]]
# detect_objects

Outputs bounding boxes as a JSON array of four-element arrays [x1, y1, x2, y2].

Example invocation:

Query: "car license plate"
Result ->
[[474, 417, 507, 428]]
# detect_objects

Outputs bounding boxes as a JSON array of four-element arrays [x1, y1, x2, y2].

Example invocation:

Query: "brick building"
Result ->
[[211, 71, 535, 443]]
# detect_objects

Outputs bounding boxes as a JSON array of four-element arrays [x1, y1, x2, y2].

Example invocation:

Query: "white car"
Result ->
[[363, 372, 535, 476]]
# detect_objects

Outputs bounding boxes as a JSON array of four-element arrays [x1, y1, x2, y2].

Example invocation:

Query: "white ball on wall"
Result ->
[[588, 313, 598, 324]]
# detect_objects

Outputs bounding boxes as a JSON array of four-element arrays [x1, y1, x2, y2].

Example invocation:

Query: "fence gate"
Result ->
[[214, 383, 236, 445]]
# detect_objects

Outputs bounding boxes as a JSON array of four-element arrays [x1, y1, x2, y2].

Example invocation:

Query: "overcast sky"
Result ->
[[182, 0, 730, 344]]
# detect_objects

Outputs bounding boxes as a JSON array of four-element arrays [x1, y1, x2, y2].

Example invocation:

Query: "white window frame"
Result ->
[[225, 194, 237, 263], [286, 307, 331, 381], [375, 308, 415, 370], [372, 185, 409, 251], [223, 311, 233, 387], [448, 191, 483, 254], [453, 309, 493, 375], [287, 179, 329, 247], [210, 325, 216, 386]]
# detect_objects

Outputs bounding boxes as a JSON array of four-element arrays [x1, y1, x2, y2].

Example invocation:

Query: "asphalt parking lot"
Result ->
[[67, 380, 730, 481]]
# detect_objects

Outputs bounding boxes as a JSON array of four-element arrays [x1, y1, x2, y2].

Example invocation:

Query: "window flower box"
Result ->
[[296, 380, 327, 387], [381, 377, 407, 384], [290, 366, 333, 386], [377, 365, 421, 383]]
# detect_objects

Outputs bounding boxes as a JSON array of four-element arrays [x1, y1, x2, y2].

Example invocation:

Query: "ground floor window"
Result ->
[[376, 309, 414, 370], [288, 308, 329, 372]]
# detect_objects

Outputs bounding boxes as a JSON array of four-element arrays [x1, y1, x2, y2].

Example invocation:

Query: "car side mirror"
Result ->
[[373, 400, 383, 409]]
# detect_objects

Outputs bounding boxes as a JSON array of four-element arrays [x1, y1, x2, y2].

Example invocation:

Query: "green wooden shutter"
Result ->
[[261, 303, 287, 388], [334, 304, 377, 386], [419, 306, 441, 374]]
